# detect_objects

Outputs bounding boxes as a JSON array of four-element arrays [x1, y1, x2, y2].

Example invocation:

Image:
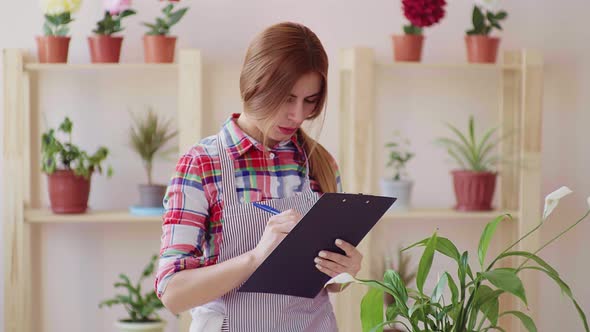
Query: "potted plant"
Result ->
[[465, 0, 508, 63], [380, 132, 414, 211], [88, 0, 137, 63], [37, 0, 82, 63], [128, 108, 177, 213], [41, 117, 113, 214], [141, 1, 189, 63], [392, 0, 447, 62], [327, 186, 590, 332], [99, 254, 168, 332], [436, 116, 500, 211]]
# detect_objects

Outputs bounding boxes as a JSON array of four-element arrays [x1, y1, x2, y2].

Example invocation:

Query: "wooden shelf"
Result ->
[[381, 208, 518, 221], [24, 63, 178, 72], [377, 62, 521, 71], [24, 208, 162, 224]]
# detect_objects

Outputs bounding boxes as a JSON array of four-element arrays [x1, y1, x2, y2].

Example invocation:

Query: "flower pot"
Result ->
[[143, 35, 177, 63], [465, 35, 500, 63], [451, 170, 496, 211], [138, 184, 167, 208], [36, 36, 71, 63], [88, 35, 124, 63], [114, 320, 166, 332], [391, 34, 424, 62], [47, 170, 91, 214], [379, 178, 413, 211]]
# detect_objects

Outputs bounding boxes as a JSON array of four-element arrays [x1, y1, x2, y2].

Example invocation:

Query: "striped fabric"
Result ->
[[155, 113, 341, 299], [208, 135, 338, 331]]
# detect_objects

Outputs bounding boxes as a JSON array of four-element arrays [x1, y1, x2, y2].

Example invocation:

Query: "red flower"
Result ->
[[402, 0, 447, 28]]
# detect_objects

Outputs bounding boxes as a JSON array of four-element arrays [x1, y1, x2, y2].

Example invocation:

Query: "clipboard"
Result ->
[[238, 192, 396, 298]]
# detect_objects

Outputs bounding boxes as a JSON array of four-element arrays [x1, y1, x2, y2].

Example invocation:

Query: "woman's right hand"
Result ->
[[251, 209, 302, 265]]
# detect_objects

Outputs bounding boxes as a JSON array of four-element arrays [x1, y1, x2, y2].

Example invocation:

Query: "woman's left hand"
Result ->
[[315, 239, 362, 278]]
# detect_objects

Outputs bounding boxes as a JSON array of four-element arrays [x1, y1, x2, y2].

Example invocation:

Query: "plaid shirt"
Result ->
[[155, 113, 341, 298]]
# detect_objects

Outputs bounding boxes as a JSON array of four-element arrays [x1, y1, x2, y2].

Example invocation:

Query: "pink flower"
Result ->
[[103, 0, 131, 15]]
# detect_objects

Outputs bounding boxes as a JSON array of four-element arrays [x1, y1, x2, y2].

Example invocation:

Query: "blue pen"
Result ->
[[252, 202, 282, 215]]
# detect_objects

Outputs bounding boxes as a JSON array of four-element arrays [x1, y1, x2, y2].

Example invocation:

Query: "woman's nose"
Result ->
[[288, 102, 306, 123]]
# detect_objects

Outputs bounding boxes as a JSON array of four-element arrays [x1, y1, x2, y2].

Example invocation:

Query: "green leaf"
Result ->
[[472, 285, 502, 326], [495, 11, 508, 20], [478, 214, 510, 268], [383, 270, 408, 304], [403, 236, 460, 263], [45, 14, 59, 26], [167, 7, 188, 27], [500, 311, 537, 332], [431, 272, 448, 303], [43, 22, 53, 36], [473, 6, 485, 31], [482, 268, 527, 305], [416, 232, 437, 294], [445, 272, 459, 304], [493, 251, 558, 276], [361, 287, 384, 332]]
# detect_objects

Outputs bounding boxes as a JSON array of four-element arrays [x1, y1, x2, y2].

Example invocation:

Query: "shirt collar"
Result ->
[[221, 113, 305, 160]]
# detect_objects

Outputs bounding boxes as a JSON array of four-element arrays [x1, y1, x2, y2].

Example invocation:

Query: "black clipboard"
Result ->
[[238, 192, 396, 298]]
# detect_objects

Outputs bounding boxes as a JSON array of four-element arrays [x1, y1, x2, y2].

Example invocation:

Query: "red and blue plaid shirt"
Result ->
[[155, 113, 341, 298]]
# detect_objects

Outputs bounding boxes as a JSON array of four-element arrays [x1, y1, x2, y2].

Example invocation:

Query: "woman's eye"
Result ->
[[305, 99, 318, 104], [286, 97, 295, 103]]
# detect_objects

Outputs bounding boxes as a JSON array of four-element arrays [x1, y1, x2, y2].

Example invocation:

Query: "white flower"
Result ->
[[542, 186, 573, 220], [475, 0, 499, 12], [324, 273, 356, 287]]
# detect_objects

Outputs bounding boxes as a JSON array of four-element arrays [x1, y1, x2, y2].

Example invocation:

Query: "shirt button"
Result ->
[[269, 152, 275, 159]]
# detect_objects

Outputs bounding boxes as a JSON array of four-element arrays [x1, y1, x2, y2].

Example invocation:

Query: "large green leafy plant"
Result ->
[[327, 186, 590, 332], [41, 117, 113, 179], [436, 116, 501, 172], [99, 254, 165, 322]]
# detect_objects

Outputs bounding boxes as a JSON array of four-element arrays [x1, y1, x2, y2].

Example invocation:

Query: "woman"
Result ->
[[155, 22, 363, 331]]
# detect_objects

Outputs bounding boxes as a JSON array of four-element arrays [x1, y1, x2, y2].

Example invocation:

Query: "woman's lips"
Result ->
[[278, 126, 297, 135]]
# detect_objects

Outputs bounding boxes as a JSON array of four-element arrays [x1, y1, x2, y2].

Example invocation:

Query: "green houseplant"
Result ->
[[129, 108, 177, 210], [465, 0, 508, 63], [99, 254, 167, 332], [327, 186, 590, 332], [88, 0, 137, 63], [381, 247, 418, 332], [37, 0, 82, 63], [435, 115, 500, 211], [380, 132, 415, 211], [41, 116, 113, 213], [141, 1, 189, 63]]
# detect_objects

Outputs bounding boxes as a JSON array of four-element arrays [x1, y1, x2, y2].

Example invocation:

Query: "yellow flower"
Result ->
[[41, 0, 81, 15]]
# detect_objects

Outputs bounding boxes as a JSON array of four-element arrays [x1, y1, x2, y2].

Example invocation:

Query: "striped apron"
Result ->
[[190, 135, 338, 332]]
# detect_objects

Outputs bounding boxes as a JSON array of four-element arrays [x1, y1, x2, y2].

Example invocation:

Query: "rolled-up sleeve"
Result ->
[[155, 153, 212, 299]]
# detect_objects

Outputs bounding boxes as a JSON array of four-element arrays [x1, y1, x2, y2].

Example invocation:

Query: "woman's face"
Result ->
[[267, 71, 322, 143]]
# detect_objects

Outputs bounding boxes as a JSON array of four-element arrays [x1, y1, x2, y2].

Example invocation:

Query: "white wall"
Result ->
[[1, 0, 589, 331]]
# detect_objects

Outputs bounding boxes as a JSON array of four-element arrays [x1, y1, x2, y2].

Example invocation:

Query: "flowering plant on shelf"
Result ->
[[40, 0, 82, 36], [93, 0, 136, 36], [401, 0, 447, 35]]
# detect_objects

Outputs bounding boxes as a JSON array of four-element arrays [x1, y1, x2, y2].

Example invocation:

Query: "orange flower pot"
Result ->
[[143, 35, 177, 63], [465, 35, 500, 63], [48, 170, 91, 214], [391, 34, 424, 62], [88, 35, 124, 63], [36, 36, 71, 63], [451, 170, 497, 211]]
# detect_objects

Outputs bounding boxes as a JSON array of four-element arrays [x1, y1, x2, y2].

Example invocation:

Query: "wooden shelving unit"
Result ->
[[332, 48, 543, 332], [3, 47, 543, 332], [2, 49, 202, 332]]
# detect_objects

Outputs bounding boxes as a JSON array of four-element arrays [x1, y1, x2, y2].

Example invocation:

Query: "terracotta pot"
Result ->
[[36, 36, 71, 63], [47, 170, 91, 214], [143, 35, 177, 63], [465, 35, 500, 63], [88, 35, 124, 63], [391, 34, 424, 62], [452, 170, 497, 211]]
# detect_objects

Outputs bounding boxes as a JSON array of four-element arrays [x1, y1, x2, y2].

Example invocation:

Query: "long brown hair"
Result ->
[[239, 22, 337, 193]]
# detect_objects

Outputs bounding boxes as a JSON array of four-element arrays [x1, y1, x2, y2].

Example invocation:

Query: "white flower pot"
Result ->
[[379, 178, 413, 211], [114, 320, 166, 332]]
